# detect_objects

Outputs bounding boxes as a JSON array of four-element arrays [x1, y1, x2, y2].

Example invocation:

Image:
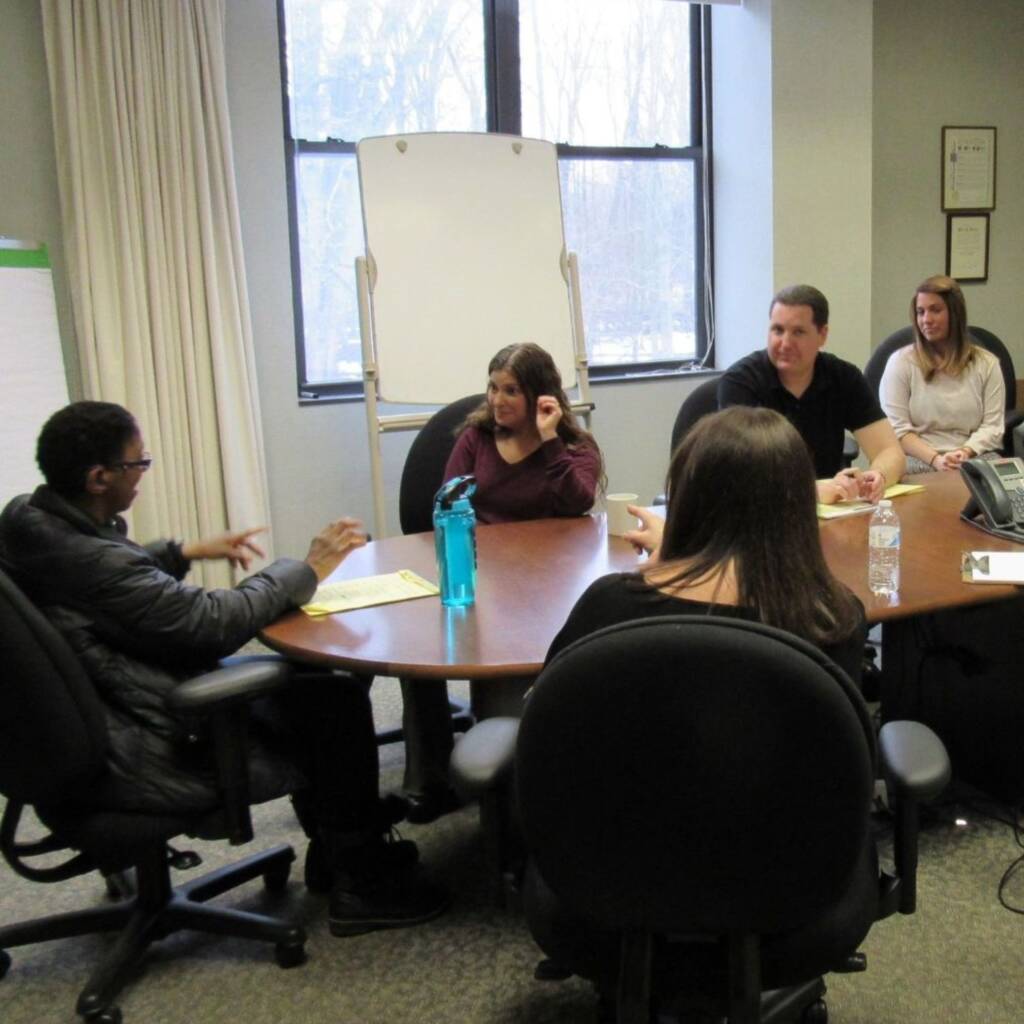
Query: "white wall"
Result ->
[[712, 0, 874, 366], [711, 0, 775, 368], [0, 0, 79, 398], [772, 0, 874, 365], [872, 0, 1024, 362]]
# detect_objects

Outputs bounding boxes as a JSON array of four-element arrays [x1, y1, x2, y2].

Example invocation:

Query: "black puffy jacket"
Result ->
[[0, 487, 315, 814]]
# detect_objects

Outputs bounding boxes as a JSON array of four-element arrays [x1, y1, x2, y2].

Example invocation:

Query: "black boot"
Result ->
[[327, 835, 450, 937], [303, 793, 411, 893]]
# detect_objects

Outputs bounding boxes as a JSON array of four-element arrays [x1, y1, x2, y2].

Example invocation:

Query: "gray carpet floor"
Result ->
[[3, 677, 1024, 1023]]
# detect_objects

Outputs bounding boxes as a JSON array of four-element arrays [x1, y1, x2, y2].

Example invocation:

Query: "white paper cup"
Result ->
[[606, 493, 640, 537]]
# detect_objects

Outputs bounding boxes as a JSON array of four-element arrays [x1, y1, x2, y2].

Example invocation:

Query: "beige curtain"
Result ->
[[41, 0, 271, 588]]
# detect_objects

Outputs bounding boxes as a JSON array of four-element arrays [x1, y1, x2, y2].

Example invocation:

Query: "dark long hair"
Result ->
[[910, 274, 975, 381], [647, 406, 861, 647], [464, 342, 601, 457]]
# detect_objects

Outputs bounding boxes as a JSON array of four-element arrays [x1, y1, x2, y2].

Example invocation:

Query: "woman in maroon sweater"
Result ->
[[443, 343, 603, 523]]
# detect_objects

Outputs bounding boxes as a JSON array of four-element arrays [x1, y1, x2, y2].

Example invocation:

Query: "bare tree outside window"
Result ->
[[280, 0, 705, 393]]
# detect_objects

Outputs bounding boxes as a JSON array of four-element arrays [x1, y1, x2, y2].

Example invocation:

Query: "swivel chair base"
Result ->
[[0, 843, 305, 1023]]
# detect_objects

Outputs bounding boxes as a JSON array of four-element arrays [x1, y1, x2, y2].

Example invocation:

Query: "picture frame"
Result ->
[[942, 126, 996, 211], [946, 213, 989, 282]]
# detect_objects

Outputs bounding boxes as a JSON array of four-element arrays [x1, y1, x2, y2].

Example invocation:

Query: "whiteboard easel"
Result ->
[[0, 239, 69, 501], [355, 133, 591, 537]]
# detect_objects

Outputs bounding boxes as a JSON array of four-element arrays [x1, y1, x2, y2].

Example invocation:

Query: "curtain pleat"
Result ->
[[41, 0, 272, 588]]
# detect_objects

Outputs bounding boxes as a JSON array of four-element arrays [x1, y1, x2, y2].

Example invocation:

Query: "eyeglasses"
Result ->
[[110, 452, 153, 472]]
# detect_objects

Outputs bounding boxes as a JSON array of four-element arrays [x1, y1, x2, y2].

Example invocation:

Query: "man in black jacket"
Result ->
[[0, 401, 448, 936]]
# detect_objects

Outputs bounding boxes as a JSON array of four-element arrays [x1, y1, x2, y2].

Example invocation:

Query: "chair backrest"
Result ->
[[866, 325, 1016, 413], [0, 567, 108, 806], [515, 616, 875, 937], [398, 393, 485, 534], [669, 377, 720, 458]]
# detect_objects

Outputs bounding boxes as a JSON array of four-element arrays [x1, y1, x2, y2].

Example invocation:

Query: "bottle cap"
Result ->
[[878, 499, 893, 508]]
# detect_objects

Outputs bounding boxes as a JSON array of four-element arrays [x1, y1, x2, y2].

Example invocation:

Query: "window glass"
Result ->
[[284, 0, 486, 141], [281, 0, 706, 392], [561, 159, 697, 366], [294, 154, 363, 384], [519, 0, 692, 148]]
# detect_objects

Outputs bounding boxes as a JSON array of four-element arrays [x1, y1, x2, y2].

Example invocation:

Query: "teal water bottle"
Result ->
[[433, 475, 478, 607]]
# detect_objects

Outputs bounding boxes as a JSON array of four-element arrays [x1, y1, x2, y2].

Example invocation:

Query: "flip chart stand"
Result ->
[[355, 133, 592, 538]]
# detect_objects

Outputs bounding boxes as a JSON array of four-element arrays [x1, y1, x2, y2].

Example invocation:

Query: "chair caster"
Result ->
[[83, 1005, 123, 1024], [802, 998, 828, 1024], [104, 870, 136, 900], [263, 860, 292, 893], [0, 948, 11, 980], [835, 951, 867, 973], [533, 958, 572, 981], [275, 941, 306, 968]]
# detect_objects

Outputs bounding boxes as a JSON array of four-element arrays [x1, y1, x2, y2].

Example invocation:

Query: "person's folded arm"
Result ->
[[854, 418, 906, 497], [962, 360, 1006, 458]]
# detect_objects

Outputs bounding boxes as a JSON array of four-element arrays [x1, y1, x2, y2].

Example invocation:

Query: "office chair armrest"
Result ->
[[878, 720, 951, 804], [877, 720, 951, 917], [450, 717, 520, 801], [167, 661, 291, 845], [166, 660, 292, 714]]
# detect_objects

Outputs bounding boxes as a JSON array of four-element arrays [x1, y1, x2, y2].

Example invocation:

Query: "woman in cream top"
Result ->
[[880, 275, 1004, 474]]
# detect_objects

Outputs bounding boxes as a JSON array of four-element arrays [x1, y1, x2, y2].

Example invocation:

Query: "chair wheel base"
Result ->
[[263, 862, 292, 893], [275, 942, 307, 968], [82, 1005, 122, 1024], [802, 997, 828, 1023]]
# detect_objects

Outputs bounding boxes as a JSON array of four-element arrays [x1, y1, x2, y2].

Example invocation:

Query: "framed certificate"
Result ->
[[942, 126, 996, 211], [946, 213, 989, 282]]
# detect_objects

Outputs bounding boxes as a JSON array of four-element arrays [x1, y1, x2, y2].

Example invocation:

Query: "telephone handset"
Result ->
[[960, 457, 1024, 542]]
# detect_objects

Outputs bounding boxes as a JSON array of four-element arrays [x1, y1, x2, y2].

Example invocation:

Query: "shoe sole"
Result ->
[[328, 895, 451, 938]]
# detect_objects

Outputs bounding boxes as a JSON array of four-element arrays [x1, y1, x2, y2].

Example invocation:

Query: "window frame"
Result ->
[[278, 0, 711, 401]]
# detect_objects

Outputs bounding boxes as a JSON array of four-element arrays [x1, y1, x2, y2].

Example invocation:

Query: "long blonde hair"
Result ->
[[910, 275, 976, 382]]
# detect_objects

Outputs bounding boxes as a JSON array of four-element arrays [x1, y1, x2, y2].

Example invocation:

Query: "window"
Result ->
[[279, 0, 708, 398]]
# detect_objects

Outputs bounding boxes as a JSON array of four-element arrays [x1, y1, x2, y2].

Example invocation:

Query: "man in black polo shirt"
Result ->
[[718, 284, 905, 504]]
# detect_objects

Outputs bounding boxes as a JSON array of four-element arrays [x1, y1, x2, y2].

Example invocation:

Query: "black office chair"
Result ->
[[669, 377, 720, 459], [375, 395, 483, 811], [664, 378, 854, 490], [398, 393, 485, 534], [514, 617, 950, 1024], [650, 377, 721, 506], [865, 325, 1023, 454], [0, 568, 306, 1023]]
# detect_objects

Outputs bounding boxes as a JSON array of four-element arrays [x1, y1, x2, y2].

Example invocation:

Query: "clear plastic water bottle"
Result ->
[[433, 475, 477, 607], [868, 499, 900, 596]]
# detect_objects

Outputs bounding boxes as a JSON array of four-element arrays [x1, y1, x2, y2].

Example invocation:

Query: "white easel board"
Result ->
[[356, 132, 577, 404], [0, 241, 69, 500]]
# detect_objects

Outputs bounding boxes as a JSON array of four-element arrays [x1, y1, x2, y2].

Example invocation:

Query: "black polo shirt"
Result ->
[[717, 350, 884, 478]]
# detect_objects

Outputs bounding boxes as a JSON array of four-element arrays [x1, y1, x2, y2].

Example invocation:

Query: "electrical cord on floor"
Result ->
[[997, 803, 1024, 914]]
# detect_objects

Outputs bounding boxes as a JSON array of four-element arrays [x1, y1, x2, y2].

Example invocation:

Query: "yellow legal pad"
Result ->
[[816, 483, 926, 521], [302, 570, 440, 616]]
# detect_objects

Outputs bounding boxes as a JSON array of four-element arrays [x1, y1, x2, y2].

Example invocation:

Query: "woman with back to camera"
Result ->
[[443, 342, 604, 522], [524, 406, 867, 991], [879, 274, 1004, 474], [547, 405, 866, 681]]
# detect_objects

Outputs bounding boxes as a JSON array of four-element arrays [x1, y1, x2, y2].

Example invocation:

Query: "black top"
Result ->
[[718, 350, 884, 478], [546, 573, 866, 685]]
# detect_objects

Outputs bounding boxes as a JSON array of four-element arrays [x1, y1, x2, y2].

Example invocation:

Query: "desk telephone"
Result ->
[[961, 457, 1024, 542]]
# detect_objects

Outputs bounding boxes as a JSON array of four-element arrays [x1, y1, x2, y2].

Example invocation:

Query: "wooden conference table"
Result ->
[[262, 471, 1022, 712]]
